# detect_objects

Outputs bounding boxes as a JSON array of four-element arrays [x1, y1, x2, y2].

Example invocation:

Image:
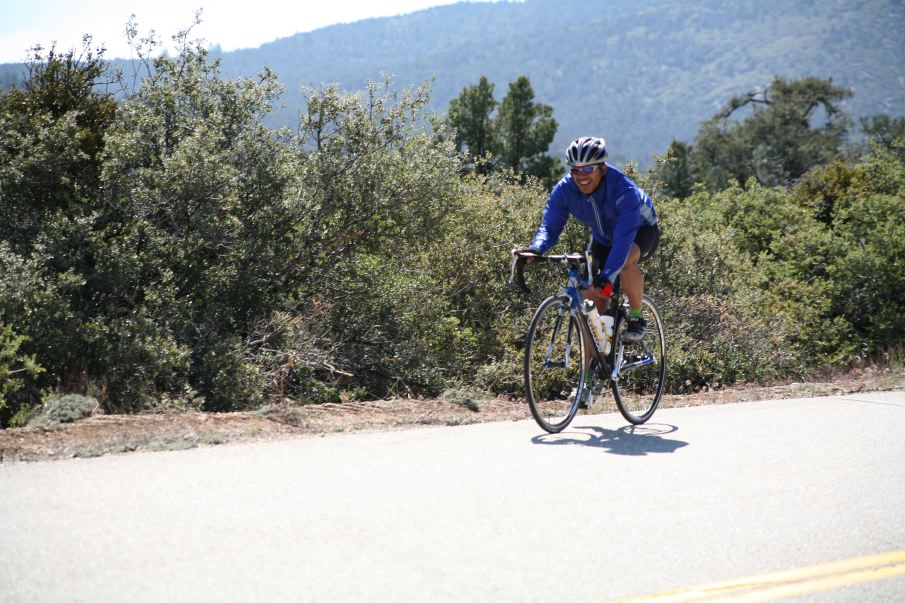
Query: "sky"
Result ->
[[0, 0, 500, 63]]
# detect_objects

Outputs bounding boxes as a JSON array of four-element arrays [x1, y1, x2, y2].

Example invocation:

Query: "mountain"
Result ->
[[4, 0, 904, 165], [221, 0, 905, 165]]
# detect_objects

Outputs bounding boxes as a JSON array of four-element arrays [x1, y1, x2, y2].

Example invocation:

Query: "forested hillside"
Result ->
[[215, 0, 905, 165], [2, 0, 903, 164]]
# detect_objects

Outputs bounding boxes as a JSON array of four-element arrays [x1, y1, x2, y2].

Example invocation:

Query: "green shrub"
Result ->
[[192, 336, 263, 412], [28, 393, 98, 427], [0, 322, 44, 426], [441, 387, 482, 412], [2, 33, 903, 419]]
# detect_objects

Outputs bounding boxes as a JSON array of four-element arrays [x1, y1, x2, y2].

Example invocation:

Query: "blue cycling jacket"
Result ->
[[530, 163, 657, 285]]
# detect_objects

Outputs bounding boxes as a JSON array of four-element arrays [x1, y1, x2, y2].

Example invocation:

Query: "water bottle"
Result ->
[[601, 313, 614, 355], [583, 300, 608, 352]]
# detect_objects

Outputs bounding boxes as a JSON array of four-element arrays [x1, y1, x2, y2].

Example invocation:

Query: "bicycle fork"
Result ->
[[542, 306, 574, 369]]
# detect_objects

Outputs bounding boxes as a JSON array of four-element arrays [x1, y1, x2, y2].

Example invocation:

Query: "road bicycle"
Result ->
[[510, 251, 666, 433]]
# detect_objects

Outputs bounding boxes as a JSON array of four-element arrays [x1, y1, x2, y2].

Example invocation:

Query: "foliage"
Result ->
[[0, 322, 44, 425], [191, 0, 905, 168], [446, 75, 560, 186], [645, 143, 905, 386], [447, 76, 496, 173], [28, 393, 98, 427], [1, 23, 904, 427], [293, 76, 460, 290], [655, 141, 695, 200], [0, 38, 118, 252], [495, 76, 559, 185], [860, 115, 905, 162], [442, 387, 482, 412], [0, 29, 476, 425], [660, 76, 853, 194]]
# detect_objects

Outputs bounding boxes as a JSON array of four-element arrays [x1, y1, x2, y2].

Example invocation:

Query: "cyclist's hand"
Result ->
[[512, 247, 541, 264], [509, 248, 539, 292], [600, 282, 614, 298]]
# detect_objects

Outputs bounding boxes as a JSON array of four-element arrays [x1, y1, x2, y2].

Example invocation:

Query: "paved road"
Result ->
[[2, 392, 904, 602]]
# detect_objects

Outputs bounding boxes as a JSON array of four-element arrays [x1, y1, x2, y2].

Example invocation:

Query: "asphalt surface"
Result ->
[[2, 391, 904, 602]]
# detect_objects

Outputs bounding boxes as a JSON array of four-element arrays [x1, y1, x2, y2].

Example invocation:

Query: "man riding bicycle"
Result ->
[[517, 136, 659, 341]]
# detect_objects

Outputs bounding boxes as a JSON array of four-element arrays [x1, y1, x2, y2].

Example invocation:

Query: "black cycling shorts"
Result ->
[[588, 224, 660, 286]]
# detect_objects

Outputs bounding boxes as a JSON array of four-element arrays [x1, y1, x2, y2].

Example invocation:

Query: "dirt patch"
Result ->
[[2, 368, 902, 463]]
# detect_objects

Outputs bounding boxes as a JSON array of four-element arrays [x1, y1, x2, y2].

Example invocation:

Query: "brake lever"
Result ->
[[509, 253, 533, 294], [508, 255, 519, 287]]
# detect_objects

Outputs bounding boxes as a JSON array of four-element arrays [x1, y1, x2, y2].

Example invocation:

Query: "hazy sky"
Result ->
[[0, 0, 503, 63]]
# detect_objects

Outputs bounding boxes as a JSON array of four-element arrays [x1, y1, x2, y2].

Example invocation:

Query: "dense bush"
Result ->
[[658, 76, 852, 195], [1, 37, 902, 427], [644, 144, 905, 388], [0, 321, 44, 425], [0, 36, 470, 421]]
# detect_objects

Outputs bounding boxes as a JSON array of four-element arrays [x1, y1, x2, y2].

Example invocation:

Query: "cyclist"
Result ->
[[517, 136, 660, 341]]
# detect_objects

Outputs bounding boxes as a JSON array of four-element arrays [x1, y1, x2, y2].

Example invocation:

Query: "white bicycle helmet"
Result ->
[[565, 136, 607, 167]]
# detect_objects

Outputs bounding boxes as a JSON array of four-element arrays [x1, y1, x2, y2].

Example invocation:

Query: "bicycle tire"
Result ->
[[610, 295, 666, 424], [524, 295, 588, 433]]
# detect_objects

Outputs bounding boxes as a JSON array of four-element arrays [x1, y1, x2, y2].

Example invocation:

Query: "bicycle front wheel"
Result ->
[[611, 295, 666, 425], [524, 295, 588, 433]]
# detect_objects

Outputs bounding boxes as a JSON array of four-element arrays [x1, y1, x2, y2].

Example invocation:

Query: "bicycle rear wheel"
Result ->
[[611, 295, 666, 424], [524, 295, 588, 433]]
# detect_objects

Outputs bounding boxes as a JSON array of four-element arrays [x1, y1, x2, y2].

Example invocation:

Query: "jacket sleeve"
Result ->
[[529, 184, 570, 254], [600, 188, 642, 284]]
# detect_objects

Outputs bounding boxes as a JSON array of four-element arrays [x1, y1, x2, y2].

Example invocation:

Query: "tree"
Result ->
[[655, 140, 695, 199], [496, 76, 559, 184], [680, 76, 853, 192], [446, 75, 560, 186], [0, 37, 118, 251], [0, 38, 122, 420], [860, 115, 905, 161], [447, 76, 497, 173]]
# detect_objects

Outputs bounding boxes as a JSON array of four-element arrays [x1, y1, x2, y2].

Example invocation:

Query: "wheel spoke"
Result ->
[[525, 296, 586, 433], [611, 296, 666, 424]]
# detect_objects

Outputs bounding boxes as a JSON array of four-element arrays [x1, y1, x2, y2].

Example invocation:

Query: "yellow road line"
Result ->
[[611, 549, 905, 602]]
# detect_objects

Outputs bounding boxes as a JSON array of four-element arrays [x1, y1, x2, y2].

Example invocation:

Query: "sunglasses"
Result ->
[[570, 165, 599, 175]]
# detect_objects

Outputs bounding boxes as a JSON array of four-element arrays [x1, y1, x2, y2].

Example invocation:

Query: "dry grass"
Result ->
[[1, 366, 902, 463]]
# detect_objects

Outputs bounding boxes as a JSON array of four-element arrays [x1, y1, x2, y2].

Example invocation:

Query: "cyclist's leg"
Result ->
[[622, 226, 660, 340], [577, 239, 613, 404], [620, 244, 644, 312], [635, 224, 661, 266], [584, 238, 612, 313], [623, 225, 660, 308]]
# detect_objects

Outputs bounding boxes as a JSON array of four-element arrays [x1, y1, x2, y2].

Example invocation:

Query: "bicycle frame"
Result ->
[[512, 252, 656, 384], [542, 262, 617, 385], [538, 265, 585, 371], [514, 250, 666, 427]]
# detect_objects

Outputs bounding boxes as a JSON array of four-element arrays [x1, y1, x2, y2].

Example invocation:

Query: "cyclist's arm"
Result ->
[[529, 184, 570, 254], [599, 190, 642, 285]]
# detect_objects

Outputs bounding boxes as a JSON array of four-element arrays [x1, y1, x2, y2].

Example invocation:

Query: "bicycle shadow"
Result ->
[[531, 423, 688, 456]]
